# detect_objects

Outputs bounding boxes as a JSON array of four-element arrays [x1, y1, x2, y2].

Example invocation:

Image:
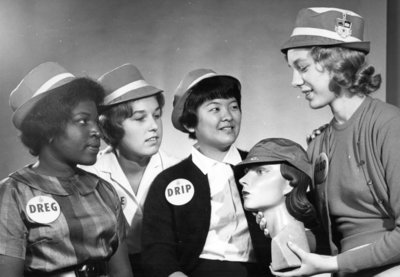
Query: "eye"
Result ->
[[244, 168, 249, 174], [153, 110, 162, 119], [209, 106, 220, 112]]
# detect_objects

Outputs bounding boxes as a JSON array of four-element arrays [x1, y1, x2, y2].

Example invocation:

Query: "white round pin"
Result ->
[[165, 179, 195, 206], [26, 196, 61, 224]]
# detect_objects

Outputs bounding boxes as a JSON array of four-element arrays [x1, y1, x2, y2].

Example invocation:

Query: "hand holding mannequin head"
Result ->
[[236, 138, 317, 271]]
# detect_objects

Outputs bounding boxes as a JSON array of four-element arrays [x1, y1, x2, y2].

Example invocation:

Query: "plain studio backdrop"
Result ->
[[0, 0, 387, 177]]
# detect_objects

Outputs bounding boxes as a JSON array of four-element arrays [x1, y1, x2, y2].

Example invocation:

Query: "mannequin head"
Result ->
[[237, 138, 317, 227]]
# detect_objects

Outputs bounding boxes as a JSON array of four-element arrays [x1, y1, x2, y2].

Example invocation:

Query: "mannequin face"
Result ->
[[240, 164, 292, 211]]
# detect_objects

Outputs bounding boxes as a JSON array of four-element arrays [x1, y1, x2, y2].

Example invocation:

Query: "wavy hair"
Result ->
[[310, 46, 381, 95]]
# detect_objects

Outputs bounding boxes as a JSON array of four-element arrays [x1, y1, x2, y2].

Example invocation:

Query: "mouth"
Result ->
[[242, 190, 250, 197], [219, 125, 235, 131], [87, 140, 100, 152], [145, 136, 159, 143]]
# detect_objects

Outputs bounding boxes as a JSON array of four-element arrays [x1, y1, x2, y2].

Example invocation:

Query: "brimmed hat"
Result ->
[[9, 62, 76, 129], [171, 68, 240, 132], [98, 63, 163, 107], [236, 138, 312, 178], [281, 7, 370, 54]]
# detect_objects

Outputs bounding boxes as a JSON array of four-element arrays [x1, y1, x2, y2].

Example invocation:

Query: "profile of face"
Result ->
[[49, 100, 101, 166], [119, 95, 163, 159], [240, 163, 292, 211], [188, 97, 241, 153], [287, 48, 335, 110]]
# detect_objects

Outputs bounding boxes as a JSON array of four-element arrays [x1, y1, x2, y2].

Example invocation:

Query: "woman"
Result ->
[[271, 7, 400, 277], [236, 138, 317, 272], [81, 63, 177, 277], [0, 62, 132, 276]]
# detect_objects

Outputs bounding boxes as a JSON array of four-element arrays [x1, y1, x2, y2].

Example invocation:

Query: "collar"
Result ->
[[191, 144, 242, 175], [10, 166, 99, 196]]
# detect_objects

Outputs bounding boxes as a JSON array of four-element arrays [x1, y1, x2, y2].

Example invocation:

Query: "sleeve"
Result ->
[[337, 115, 400, 272], [141, 172, 181, 277], [0, 178, 27, 259]]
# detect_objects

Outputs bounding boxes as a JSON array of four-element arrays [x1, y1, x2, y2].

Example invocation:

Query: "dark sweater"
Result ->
[[142, 153, 272, 277]]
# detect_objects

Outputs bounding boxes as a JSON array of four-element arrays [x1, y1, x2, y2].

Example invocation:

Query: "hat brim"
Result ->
[[12, 76, 76, 129], [235, 157, 312, 179], [102, 86, 163, 107], [171, 75, 240, 133], [281, 35, 370, 54]]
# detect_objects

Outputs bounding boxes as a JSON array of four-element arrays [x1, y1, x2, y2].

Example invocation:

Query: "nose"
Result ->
[[291, 70, 304, 88], [239, 173, 249, 187], [221, 106, 233, 121], [149, 116, 159, 131], [90, 122, 101, 137]]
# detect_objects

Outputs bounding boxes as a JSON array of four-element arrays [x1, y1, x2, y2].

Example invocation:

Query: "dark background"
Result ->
[[0, 0, 395, 178]]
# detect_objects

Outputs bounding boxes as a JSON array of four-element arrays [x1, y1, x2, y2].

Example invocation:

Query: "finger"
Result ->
[[263, 228, 270, 237], [287, 241, 306, 258], [259, 218, 267, 229], [269, 265, 299, 277]]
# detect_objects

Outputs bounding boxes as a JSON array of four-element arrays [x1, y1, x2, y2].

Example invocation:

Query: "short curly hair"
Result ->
[[310, 46, 381, 95], [99, 93, 165, 148], [19, 77, 105, 156], [179, 76, 241, 139]]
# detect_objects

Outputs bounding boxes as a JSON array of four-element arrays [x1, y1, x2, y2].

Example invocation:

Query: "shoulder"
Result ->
[[365, 97, 400, 122]]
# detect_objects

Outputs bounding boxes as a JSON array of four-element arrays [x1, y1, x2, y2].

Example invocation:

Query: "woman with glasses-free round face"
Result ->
[[188, 97, 241, 158], [0, 62, 132, 277]]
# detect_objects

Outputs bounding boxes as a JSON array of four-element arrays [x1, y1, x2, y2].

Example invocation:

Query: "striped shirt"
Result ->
[[0, 166, 126, 273]]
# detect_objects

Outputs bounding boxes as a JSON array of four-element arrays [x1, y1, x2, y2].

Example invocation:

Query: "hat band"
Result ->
[[104, 79, 149, 104], [34, 73, 75, 96], [187, 72, 217, 90], [291, 27, 362, 43]]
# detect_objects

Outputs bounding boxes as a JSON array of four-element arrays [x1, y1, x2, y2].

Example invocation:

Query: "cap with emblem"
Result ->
[[9, 62, 76, 129], [98, 63, 163, 107], [281, 7, 370, 54], [236, 138, 312, 178]]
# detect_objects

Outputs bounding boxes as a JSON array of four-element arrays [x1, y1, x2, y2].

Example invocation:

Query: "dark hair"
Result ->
[[19, 77, 105, 156], [310, 46, 381, 95], [281, 163, 318, 228], [99, 93, 165, 148], [179, 76, 241, 139]]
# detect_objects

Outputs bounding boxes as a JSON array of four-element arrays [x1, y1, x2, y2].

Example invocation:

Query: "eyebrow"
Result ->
[[132, 106, 161, 114]]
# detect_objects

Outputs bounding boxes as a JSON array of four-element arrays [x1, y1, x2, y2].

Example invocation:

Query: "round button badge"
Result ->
[[26, 195, 61, 224], [165, 179, 195, 206], [314, 152, 329, 185]]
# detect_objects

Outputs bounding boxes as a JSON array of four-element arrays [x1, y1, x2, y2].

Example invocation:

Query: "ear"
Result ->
[[183, 124, 195, 133], [283, 180, 293, 196]]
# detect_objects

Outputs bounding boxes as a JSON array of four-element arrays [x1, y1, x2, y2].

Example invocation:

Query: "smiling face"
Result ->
[[49, 100, 101, 167], [189, 97, 241, 155], [118, 96, 162, 160], [240, 164, 291, 211], [287, 48, 336, 110]]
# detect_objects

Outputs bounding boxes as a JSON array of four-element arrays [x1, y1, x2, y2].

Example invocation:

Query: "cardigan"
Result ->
[[141, 152, 272, 277], [307, 96, 400, 273]]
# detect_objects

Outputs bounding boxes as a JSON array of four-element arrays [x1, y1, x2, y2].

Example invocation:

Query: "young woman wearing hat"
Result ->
[[236, 138, 319, 272], [267, 7, 400, 277], [80, 63, 177, 277], [0, 62, 133, 277]]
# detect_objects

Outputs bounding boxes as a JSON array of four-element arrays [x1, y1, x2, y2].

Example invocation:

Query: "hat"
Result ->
[[236, 138, 312, 178], [281, 7, 370, 54], [98, 63, 163, 107], [9, 62, 76, 129], [171, 68, 240, 132]]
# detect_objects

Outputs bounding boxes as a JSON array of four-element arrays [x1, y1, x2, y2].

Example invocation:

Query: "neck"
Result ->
[[33, 158, 77, 178], [330, 93, 365, 125], [196, 143, 231, 162], [115, 148, 150, 174], [260, 201, 301, 238]]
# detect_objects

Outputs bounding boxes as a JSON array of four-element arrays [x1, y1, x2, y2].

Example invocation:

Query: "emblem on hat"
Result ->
[[335, 12, 352, 38]]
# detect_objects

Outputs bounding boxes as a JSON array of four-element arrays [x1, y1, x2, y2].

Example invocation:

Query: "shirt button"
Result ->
[[377, 199, 383, 204], [359, 160, 365, 166], [367, 180, 373, 186]]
